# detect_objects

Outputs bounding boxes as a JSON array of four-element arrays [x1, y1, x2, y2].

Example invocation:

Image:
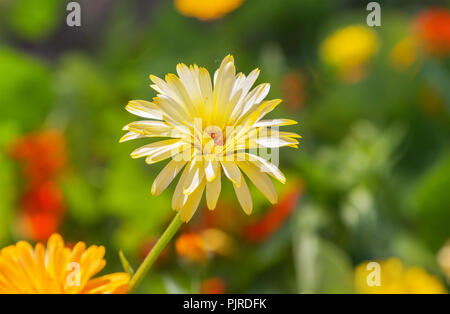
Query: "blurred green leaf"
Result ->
[[6, 0, 63, 41]]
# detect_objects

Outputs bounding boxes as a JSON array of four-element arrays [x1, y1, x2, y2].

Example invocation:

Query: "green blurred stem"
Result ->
[[128, 212, 183, 293]]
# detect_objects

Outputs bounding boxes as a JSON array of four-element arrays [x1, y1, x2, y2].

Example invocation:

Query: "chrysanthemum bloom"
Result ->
[[174, 0, 244, 21], [0, 234, 129, 294], [121, 55, 300, 222], [354, 258, 447, 294], [414, 8, 450, 56], [320, 25, 378, 82]]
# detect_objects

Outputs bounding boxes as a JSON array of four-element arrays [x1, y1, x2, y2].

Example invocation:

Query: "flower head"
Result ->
[[175, 0, 244, 21], [0, 234, 129, 294], [354, 258, 447, 294], [122, 55, 300, 222]]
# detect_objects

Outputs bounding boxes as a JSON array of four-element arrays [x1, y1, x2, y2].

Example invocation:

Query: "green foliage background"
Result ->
[[0, 0, 449, 293]]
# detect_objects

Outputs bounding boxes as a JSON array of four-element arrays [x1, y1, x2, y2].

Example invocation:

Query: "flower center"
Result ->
[[204, 126, 224, 146]]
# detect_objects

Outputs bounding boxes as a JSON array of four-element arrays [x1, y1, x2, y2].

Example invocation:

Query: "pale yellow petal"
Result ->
[[221, 161, 242, 186], [237, 161, 277, 204], [183, 159, 205, 196], [180, 180, 205, 222], [237, 153, 286, 184], [152, 159, 187, 196], [204, 159, 219, 182], [206, 170, 221, 210], [232, 177, 252, 215], [125, 100, 163, 120]]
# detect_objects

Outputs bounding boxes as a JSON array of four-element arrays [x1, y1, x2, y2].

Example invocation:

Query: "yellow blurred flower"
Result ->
[[320, 25, 379, 82], [354, 258, 447, 294], [122, 55, 299, 222], [175, 0, 244, 21], [0, 234, 129, 294], [390, 36, 419, 71]]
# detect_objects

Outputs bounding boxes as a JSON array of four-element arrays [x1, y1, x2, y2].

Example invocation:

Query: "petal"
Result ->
[[254, 119, 298, 128], [204, 159, 219, 182], [173, 164, 191, 210], [152, 159, 187, 196], [206, 170, 221, 210], [125, 100, 163, 120], [131, 139, 185, 159], [221, 161, 242, 187], [232, 177, 252, 215], [180, 180, 205, 222], [237, 161, 277, 204], [237, 153, 286, 184], [183, 160, 205, 196], [119, 131, 146, 143]]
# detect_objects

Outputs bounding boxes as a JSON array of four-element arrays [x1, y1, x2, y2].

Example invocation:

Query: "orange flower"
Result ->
[[175, 233, 208, 263], [414, 8, 450, 56], [0, 234, 129, 294], [245, 181, 303, 243], [200, 277, 226, 294], [175, 229, 234, 262]]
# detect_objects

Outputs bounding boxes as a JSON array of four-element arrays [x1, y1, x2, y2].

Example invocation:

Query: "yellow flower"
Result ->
[[354, 258, 447, 294], [320, 25, 378, 77], [389, 36, 419, 71], [121, 55, 300, 222], [175, 0, 244, 21], [0, 234, 129, 294]]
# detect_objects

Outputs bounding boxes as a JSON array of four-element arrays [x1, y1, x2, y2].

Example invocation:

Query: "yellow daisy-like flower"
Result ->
[[0, 234, 129, 294], [354, 258, 447, 294], [320, 24, 379, 73], [121, 55, 300, 222], [175, 0, 244, 21]]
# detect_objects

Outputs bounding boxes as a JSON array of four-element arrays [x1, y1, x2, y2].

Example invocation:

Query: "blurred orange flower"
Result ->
[[175, 229, 234, 263], [175, 0, 244, 21], [245, 181, 303, 243], [200, 277, 226, 294], [0, 234, 129, 294], [414, 8, 450, 56], [175, 232, 208, 263]]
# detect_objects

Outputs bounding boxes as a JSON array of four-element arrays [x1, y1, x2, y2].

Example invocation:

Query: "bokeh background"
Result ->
[[0, 0, 450, 293]]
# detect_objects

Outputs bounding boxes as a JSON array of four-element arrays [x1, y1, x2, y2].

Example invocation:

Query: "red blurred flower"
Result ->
[[414, 8, 450, 56], [200, 277, 226, 294], [21, 181, 64, 216], [245, 181, 304, 243], [19, 181, 65, 241], [11, 130, 67, 241], [11, 130, 66, 183]]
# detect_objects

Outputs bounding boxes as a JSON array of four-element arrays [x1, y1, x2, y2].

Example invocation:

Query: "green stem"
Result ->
[[128, 212, 183, 293]]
